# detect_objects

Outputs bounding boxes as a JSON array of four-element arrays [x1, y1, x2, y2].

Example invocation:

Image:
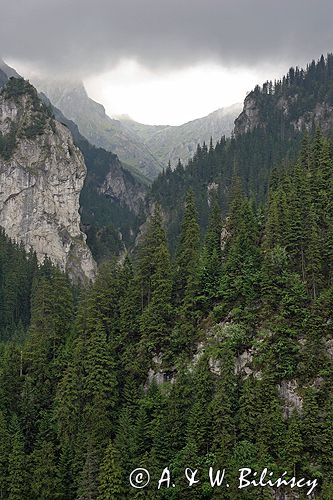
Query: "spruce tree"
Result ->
[[98, 441, 125, 499], [0, 411, 9, 498], [139, 208, 173, 354], [8, 416, 27, 500], [174, 190, 200, 304]]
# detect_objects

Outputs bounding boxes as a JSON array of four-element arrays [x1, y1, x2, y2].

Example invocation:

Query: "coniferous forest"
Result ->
[[1, 126, 333, 498], [151, 55, 333, 253]]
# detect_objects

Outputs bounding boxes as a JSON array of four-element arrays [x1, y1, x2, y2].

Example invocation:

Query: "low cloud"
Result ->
[[1, 0, 332, 77]]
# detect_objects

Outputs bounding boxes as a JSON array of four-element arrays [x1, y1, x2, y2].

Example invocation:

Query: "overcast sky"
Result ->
[[2, 0, 333, 124]]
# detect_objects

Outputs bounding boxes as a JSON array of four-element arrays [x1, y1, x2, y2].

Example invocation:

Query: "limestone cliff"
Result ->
[[97, 159, 146, 215], [0, 78, 96, 283]]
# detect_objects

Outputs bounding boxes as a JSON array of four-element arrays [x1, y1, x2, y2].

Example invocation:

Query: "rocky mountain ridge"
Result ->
[[234, 89, 333, 138], [121, 103, 242, 167], [0, 61, 149, 264]]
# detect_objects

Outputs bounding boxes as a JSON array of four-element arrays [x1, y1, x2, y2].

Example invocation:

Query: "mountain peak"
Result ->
[[0, 59, 21, 79]]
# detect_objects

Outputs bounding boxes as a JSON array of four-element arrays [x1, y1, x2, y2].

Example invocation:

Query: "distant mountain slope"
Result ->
[[34, 78, 241, 176], [33, 80, 163, 179], [121, 103, 242, 168]]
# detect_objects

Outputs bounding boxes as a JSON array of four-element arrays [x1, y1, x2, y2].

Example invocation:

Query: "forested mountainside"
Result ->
[[151, 54, 333, 251], [1, 132, 333, 498], [120, 103, 241, 168], [234, 54, 333, 136], [34, 80, 163, 179]]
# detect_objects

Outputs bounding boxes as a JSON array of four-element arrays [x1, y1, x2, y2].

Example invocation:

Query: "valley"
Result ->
[[0, 52, 333, 499]]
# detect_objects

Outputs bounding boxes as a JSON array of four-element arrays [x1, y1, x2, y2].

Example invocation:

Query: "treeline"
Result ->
[[1, 133, 333, 498], [253, 53, 333, 105]]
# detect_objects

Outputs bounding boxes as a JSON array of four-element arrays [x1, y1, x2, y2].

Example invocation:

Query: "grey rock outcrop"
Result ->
[[235, 350, 254, 377], [234, 88, 333, 138], [0, 80, 96, 283], [234, 94, 261, 135], [144, 355, 176, 390], [98, 160, 147, 215], [278, 380, 303, 418]]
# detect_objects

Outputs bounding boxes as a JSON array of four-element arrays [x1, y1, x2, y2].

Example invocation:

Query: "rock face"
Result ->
[[0, 79, 96, 283], [98, 162, 146, 215], [292, 101, 333, 135], [278, 380, 303, 418], [234, 94, 261, 135]]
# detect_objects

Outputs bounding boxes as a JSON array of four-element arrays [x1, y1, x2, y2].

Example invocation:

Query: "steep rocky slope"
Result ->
[[47, 102, 148, 261], [121, 103, 242, 167], [0, 60, 21, 79], [34, 80, 163, 179], [0, 69, 8, 88], [0, 77, 96, 282], [49, 104, 147, 215]]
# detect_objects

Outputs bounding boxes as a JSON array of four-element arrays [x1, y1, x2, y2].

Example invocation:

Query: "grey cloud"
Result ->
[[1, 0, 333, 76]]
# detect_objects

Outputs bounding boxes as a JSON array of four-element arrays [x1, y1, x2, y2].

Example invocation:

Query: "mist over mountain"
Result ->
[[120, 103, 242, 168], [33, 78, 242, 178], [0, 59, 21, 79], [33, 79, 164, 179]]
